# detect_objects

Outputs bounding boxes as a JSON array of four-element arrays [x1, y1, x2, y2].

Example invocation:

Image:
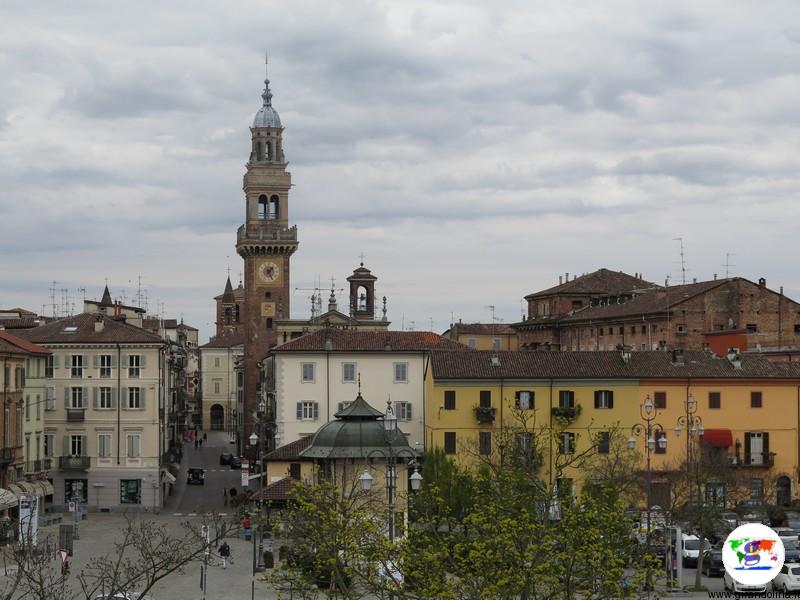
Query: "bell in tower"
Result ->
[[347, 259, 378, 321]]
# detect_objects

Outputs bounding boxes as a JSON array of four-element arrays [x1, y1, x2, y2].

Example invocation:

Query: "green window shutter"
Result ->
[[53, 355, 60, 369], [140, 354, 146, 369], [110, 354, 117, 368], [62, 435, 69, 456], [81, 435, 87, 457], [121, 387, 128, 408], [406, 403, 412, 420], [63, 387, 70, 403], [82, 387, 88, 407], [140, 388, 145, 410], [93, 388, 99, 409], [93, 355, 99, 368], [111, 388, 118, 409]]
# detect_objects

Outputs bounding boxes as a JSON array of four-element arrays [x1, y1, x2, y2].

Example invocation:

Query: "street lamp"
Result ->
[[249, 432, 258, 447], [628, 394, 666, 574]]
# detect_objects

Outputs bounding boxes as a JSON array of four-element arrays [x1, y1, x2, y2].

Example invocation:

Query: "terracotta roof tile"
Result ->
[[430, 349, 800, 380], [274, 330, 468, 352], [0, 317, 41, 330], [251, 477, 299, 502], [525, 268, 655, 300], [263, 436, 313, 460], [0, 331, 50, 355], [199, 333, 246, 349], [14, 313, 163, 345], [446, 323, 516, 336]]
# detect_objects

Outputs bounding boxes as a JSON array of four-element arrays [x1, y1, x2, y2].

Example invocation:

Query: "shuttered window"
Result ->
[[444, 432, 456, 454], [444, 391, 456, 410]]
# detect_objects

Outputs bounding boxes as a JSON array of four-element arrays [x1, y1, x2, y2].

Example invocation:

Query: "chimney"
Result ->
[[384, 337, 392, 352], [559, 276, 563, 285], [713, 273, 717, 280], [780, 286, 784, 295], [94, 315, 104, 332], [693, 278, 697, 284], [671, 348, 684, 366], [621, 349, 631, 364], [726, 347, 742, 370], [758, 277, 766, 288], [565, 272, 569, 281]]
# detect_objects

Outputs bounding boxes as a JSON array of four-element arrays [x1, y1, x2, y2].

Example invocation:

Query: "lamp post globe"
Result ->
[[409, 468, 423, 492], [643, 395, 653, 415], [359, 469, 373, 493], [627, 435, 636, 450], [384, 400, 397, 433], [249, 432, 258, 447]]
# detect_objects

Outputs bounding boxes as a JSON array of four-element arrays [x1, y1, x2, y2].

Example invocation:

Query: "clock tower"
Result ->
[[236, 61, 298, 451]]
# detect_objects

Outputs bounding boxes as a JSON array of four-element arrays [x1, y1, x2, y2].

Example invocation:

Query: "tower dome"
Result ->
[[252, 63, 281, 128]]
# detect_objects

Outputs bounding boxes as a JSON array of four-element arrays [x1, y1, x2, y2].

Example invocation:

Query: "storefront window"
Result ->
[[120, 479, 141, 504], [65, 479, 88, 503]]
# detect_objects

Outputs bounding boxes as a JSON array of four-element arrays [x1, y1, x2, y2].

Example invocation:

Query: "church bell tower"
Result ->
[[236, 58, 298, 451]]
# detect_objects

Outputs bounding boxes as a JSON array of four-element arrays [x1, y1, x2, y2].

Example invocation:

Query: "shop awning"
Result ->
[[39, 480, 54, 496], [7, 484, 24, 496], [0, 489, 18, 511], [16, 482, 37, 495], [160, 469, 176, 485], [702, 429, 733, 447]]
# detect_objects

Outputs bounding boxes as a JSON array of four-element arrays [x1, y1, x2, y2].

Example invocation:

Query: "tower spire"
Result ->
[[261, 52, 273, 107]]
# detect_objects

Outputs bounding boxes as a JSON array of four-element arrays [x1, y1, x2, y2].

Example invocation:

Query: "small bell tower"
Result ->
[[347, 258, 378, 321]]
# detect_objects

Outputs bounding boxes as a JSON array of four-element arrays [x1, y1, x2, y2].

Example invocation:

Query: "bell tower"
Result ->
[[236, 57, 298, 451]]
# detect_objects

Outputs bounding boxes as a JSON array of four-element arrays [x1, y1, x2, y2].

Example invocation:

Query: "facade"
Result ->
[[267, 330, 466, 451], [236, 68, 299, 454], [442, 321, 518, 351], [214, 276, 246, 338], [426, 349, 800, 507], [514, 270, 800, 353], [199, 333, 244, 436], [263, 435, 314, 485], [16, 313, 167, 510]]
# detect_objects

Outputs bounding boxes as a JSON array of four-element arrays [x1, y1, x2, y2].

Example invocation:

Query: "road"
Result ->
[[167, 430, 242, 516]]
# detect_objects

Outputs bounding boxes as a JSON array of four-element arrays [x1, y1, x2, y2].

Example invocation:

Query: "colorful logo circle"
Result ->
[[722, 523, 784, 585]]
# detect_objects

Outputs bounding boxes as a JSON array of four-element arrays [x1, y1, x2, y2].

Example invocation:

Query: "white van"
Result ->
[[681, 534, 711, 567]]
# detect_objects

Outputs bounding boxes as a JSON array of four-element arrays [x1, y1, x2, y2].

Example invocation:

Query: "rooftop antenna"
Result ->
[[49, 281, 58, 318], [723, 252, 736, 279], [673, 237, 688, 284], [429, 317, 434, 332], [77, 287, 86, 302]]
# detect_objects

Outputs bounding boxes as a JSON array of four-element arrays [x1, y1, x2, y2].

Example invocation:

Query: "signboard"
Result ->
[[201, 525, 210, 557], [241, 466, 250, 487], [18, 495, 38, 546], [58, 549, 68, 566], [68, 501, 76, 513]]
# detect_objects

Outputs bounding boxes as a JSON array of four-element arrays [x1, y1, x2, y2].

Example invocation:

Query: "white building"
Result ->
[[17, 313, 167, 510], [267, 330, 465, 450], [199, 333, 244, 435]]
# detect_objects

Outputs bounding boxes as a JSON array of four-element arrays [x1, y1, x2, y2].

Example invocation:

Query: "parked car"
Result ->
[[219, 452, 233, 465], [774, 563, 800, 593], [774, 527, 800, 545], [230, 456, 243, 469], [186, 467, 205, 485], [784, 538, 800, 563], [723, 570, 767, 594], [702, 550, 724, 577], [681, 534, 711, 567], [720, 512, 739, 531]]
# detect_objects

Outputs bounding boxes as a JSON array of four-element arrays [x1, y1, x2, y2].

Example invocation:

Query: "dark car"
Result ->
[[219, 452, 233, 465], [702, 550, 724, 577], [187, 467, 205, 485], [230, 456, 243, 469]]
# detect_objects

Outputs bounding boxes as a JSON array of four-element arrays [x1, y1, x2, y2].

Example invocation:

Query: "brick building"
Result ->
[[514, 269, 800, 353]]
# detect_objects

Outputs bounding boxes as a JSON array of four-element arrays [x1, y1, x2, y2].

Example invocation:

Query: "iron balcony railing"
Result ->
[[59, 456, 90, 471], [66, 408, 86, 422]]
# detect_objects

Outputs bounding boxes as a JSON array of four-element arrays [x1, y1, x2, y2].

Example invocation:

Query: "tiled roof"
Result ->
[[263, 436, 313, 460], [251, 477, 299, 502], [0, 317, 41, 330], [446, 323, 516, 336], [0, 331, 50, 356], [15, 313, 163, 345], [430, 350, 800, 380], [199, 333, 246, 349], [525, 268, 656, 300], [273, 330, 468, 352], [0, 339, 30, 356]]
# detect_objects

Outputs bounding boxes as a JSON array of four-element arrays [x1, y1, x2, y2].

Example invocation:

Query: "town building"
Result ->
[[199, 333, 244, 437], [425, 349, 800, 507], [265, 330, 466, 451], [514, 269, 800, 354], [16, 313, 168, 510], [214, 276, 246, 338], [442, 321, 518, 350]]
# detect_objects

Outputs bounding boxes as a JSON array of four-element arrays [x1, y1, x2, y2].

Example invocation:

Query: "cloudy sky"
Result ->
[[2, 1, 800, 342]]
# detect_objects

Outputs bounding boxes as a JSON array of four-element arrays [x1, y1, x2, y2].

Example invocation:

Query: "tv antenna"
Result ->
[[673, 237, 688, 284], [722, 253, 736, 278]]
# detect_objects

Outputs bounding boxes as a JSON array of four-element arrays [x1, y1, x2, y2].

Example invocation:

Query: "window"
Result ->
[[46, 387, 56, 410], [99, 354, 112, 378], [301, 363, 315, 383], [44, 433, 54, 458], [599, 328, 604, 336], [120, 479, 141, 504], [467, 338, 476, 349], [289, 463, 301, 479], [70, 387, 84, 409], [25, 396, 30, 421], [70, 354, 84, 378], [557, 477, 574, 503], [70, 435, 84, 456], [65, 479, 88, 503], [654, 430, 667, 454], [98, 433, 112, 458], [751, 391, 763, 408], [515, 390, 533, 410], [492, 338, 501, 351], [559, 432, 575, 454], [744, 432, 769, 466], [594, 390, 614, 409], [128, 387, 141, 409], [705, 481, 725, 507], [746, 324, 758, 333], [396, 401, 413, 421], [597, 431, 610, 454], [444, 432, 456, 454], [676, 324, 688, 334], [479, 431, 491, 455], [709, 392, 721, 409], [128, 355, 141, 378], [444, 390, 456, 410], [214, 357, 220, 368], [45, 355, 54, 378], [618, 327, 623, 335], [98, 387, 113, 409], [297, 401, 319, 421], [15, 366, 24, 389], [35, 394, 40, 420], [641, 325, 647, 334], [795, 324, 800, 334], [654, 391, 666, 409], [479, 390, 491, 408], [266, 318, 273, 329], [516, 432, 533, 456], [572, 300, 583, 310], [15, 406, 22, 445], [342, 363, 356, 383], [213, 381, 220, 394], [559, 390, 575, 409], [126, 434, 141, 458], [393, 363, 408, 383], [750, 478, 764, 502], [336, 400, 352, 413]]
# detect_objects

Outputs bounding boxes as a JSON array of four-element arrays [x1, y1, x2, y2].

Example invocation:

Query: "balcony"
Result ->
[[66, 408, 86, 422], [734, 452, 776, 468], [237, 224, 298, 244], [59, 456, 90, 471], [474, 406, 496, 424], [24, 460, 44, 474], [551, 405, 582, 423], [0, 447, 15, 465]]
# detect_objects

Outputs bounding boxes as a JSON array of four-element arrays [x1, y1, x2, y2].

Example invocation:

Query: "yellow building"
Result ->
[[425, 349, 800, 507], [441, 322, 518, 351]]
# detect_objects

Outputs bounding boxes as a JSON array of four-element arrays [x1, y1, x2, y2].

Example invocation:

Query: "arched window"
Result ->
[[255, 140, 263, 161], [269, 195, 279, 219], [234, 305, 240, 322], [258, 195, 268, 219], [357, 285, 368, 311], [265, 141, 272, 161]]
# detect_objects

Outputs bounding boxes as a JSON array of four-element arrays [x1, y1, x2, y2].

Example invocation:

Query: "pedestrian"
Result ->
[[199, 438, 203, 448], [223, 488, 228, 506], [218, 541, 231, 569], [61, 558, 70, 577], [229, 487, 237, 498], [194, 439, 198, 449], [203, 432, 207, 442], [241, 514, 252, 540]]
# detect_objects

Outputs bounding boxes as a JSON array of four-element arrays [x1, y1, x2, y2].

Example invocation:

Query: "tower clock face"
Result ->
[[255, 258, 283, 286]]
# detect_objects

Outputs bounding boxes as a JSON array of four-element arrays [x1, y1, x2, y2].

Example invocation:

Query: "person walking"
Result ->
[[223, 487, 228, 506], [194, 439, 198, 449], [203, 432, 207, 442], [218, 541, 231, 569]]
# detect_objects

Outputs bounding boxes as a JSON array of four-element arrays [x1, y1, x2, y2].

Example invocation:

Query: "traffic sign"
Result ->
[[58, 549, 68, 566]]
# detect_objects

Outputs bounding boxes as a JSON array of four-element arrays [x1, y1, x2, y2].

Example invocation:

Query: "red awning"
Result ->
[[702, 429, 733, 447]]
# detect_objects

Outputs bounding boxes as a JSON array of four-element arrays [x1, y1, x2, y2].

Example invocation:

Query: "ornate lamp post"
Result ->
[[628, 394, 667, 564], [674, 392, 704, 463]]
